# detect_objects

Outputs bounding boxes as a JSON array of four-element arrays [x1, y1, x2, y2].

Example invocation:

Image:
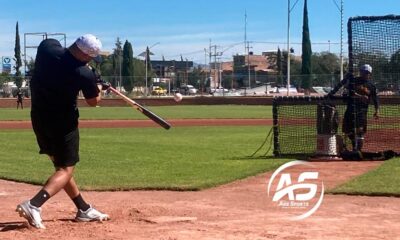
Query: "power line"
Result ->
[[161, 38, 344, 60], [252, 41, 342, 45], [165, 49, 206, 59]]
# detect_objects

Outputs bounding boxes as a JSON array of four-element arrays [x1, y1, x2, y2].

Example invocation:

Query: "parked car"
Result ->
[[151, 87, 167, 96], [179, 85, 198, 95], [210, 87, 229, 95]]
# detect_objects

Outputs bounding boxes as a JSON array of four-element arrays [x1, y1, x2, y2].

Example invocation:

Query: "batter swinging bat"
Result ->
[[108, 86, 171, 130]]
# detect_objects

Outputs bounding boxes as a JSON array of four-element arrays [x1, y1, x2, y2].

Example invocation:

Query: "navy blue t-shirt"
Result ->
[[30, 39, 99, 132], [344, 77, 379, 112]]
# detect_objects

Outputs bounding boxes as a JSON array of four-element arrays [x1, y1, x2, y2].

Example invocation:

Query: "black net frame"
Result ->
[[348, 15, 400, 91]]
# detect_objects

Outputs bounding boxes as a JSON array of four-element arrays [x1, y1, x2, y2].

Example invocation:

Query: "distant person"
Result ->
[[16, 90, 24, 109], [327, 64, 379, 151], [16, 34, 110, 229]]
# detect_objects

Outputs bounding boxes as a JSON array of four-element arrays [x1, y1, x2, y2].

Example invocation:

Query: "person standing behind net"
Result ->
[[16, 90, 24, 109], [327, 64, 379, 152], [16, 34, 110, 229]]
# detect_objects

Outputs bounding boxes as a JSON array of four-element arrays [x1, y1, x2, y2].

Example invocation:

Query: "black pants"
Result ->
[[17, 100, 23, 109], [342, 109, 368, 151]]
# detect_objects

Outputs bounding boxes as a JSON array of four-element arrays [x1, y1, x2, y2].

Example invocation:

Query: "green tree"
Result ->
[[310, 52, 340, 87], [14, 21, 23, 88], [122, 40, 134, 92], [277, 47, 283, 85], [112, 38, 123, 87], [388, 50, 400, 90], [25, 57, 35, 77], [145, 46, 155, 88], [0, 72, 12, 85], [282, 51, 302, 86], [311, 52, 340, 74], [188, 66, 203, 88], [99, 55, 115, 84], [277, 47, 282, 74], [301, 0, 312, 92], [0, 72, 13, 97], [133, 58, 146, 87], [390, 49, 400, 72]]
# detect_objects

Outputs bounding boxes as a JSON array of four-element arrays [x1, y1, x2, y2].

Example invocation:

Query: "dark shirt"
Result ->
[[17, 92, 23, 101], [30, 39, 99, 131], [330, 76, 379, 112]]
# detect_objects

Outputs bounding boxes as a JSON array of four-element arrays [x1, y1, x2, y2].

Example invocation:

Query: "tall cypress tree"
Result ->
[[14, 21, 23, 88], [145, 46, 153, 87], [277, 47, 283, 85], [301, 0, 312, 93], [122, 40, 134, 92], [145, 46, 151, 70]]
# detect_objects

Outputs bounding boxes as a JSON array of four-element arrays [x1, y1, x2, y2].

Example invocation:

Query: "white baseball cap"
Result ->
[[75, 34, 102, 58], [359, 64, 372, 74]]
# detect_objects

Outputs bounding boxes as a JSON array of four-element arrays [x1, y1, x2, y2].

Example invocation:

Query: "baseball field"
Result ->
[[0, 105, 399, 240]]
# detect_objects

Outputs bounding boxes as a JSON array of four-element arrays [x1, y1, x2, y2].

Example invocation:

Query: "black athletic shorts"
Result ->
[[342, 109, 368, 134], [31, 112, 80, 167]]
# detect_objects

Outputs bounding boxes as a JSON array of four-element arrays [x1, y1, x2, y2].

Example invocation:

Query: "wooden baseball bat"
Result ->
[[108, 87, 171, 130]]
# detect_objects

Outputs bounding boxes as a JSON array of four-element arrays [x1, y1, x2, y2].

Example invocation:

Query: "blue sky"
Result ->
[[1, 0, 399, 66]]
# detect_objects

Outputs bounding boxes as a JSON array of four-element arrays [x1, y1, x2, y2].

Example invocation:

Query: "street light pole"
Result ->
[[145, 49, 148, 96], [287, 0, 291, 96], [119, 48, 122, 90], [340, 0, 344, 80]]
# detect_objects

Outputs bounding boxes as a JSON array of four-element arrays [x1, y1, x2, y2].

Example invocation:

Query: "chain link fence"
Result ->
[[1, 73, 399, 98]]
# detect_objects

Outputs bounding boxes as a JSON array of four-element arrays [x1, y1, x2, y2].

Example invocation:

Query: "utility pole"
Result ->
[[328, 40, 331, 53], [244, 10, 252, 89], [185, 58, 188, 85], [333, 0, 344, 80], [287, 0, 291, 96], [203, 48, 207, 95], [218, 52, 223, 89], [246, 41, 252, 89], [285, 0, 300, 95], [209, 39, 212, 89], [145, 47, 148, 95], [244, 10, 247, 54], [214, 46, 217, 87], [209, 44, 222, 90], [140, 42, 159, 96]]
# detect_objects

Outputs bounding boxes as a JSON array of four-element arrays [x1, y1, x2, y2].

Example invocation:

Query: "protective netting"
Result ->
[[348, 15, 400, 91], [273, 96, 400, 157], [271, 15, 400, 157]]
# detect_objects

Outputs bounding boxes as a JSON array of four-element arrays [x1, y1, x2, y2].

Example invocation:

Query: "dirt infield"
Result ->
[[1, 119, 399, 239], [1, 161, 399, 240]]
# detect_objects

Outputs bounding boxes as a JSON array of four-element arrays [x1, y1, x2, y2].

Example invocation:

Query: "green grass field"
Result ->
[[0, 105, 272, 121], [0, 104, 399, 195], [329, 158, 400, 197], [0, 126, 287, 190]]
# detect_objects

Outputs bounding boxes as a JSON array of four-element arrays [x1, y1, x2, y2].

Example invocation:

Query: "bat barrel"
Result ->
[[108, 87, 171, 130]]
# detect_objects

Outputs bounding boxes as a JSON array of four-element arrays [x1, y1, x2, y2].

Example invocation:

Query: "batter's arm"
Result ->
[[328, 73, 352, 97], [85, 95, 101, 107]]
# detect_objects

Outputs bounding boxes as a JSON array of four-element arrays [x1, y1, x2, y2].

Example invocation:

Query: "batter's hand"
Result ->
[[99, 81, 111, 90], [95, 72, 110, 91]]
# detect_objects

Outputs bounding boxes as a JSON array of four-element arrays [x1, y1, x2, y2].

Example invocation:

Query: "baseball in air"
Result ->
[[174, 93, 183, 102]]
